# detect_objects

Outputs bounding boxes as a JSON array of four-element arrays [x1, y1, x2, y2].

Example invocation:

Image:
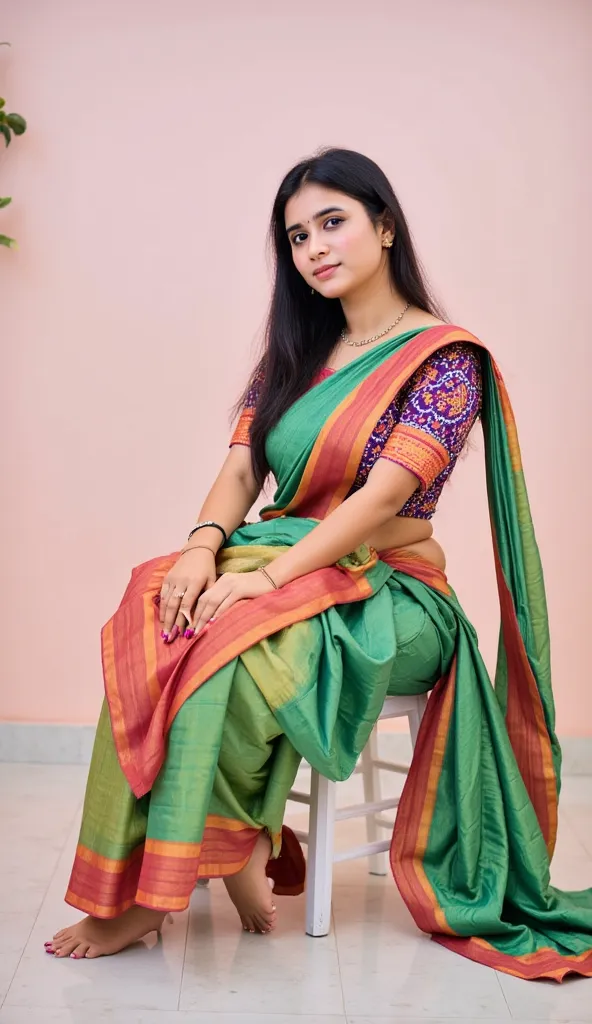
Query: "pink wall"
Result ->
[[1, 0, 590, 732]]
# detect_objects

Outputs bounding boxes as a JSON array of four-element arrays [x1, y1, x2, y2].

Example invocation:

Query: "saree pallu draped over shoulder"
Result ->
[[68, 326, 592, 981]]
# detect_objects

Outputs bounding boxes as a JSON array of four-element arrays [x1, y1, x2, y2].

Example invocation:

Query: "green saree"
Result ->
[[66, 325, 592, 980]]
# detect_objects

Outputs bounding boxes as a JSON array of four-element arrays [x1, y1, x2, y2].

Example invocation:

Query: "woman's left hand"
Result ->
[[190, 569, 276, 638]]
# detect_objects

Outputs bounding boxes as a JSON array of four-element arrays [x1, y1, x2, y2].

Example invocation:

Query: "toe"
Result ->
[[254, 913, 271, 933], [53, 928, 70, 941], [85, 945, 102, 959], [70, 942, 90, 960], [54, 937, 79, 958]]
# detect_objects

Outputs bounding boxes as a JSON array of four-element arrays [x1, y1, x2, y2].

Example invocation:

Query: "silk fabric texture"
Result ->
[[66, 325, 592, 981]]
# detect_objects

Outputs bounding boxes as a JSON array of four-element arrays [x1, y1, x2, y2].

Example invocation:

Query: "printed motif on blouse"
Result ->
[[230, 343, 482, 520]]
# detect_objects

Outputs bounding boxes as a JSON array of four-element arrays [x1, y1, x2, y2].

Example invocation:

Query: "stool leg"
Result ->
[[408, 694, 428, 748], [305, 770, 335, 937], [361, 727, 388, 876]]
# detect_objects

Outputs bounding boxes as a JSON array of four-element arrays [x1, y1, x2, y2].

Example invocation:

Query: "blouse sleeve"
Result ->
[[380, 343, 482, 490], [229, 363, 265, 447]]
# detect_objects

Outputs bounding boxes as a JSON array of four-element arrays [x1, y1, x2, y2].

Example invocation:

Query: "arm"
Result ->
[[160, 444, 259, 637], [269, 460, 419, 587], [190, 343, 481, 634], [183, 444, 260, 556]]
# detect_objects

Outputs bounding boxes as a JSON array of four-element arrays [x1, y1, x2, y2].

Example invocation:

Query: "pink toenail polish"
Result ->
[[45, 949, 55, 955]]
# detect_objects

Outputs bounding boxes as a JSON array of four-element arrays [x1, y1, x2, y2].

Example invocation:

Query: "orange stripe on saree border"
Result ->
[[493, 541, 558, 855], [73, 841, 145, 875], [391, 659, 458, 936], [434, 935, 592, 981], [64, 890, 136, 919]]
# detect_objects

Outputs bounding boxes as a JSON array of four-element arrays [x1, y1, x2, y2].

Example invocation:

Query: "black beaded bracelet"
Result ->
[[187, 521, 228, 545]]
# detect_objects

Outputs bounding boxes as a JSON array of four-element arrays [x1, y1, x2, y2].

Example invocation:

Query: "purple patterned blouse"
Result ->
[[230, 343, 482, 520]]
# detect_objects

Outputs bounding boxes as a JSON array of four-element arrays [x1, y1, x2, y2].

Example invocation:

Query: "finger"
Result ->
[[177, 584, 202, 638], [192, 592, 220, 637], [163, 586, 188, 636], [194, 579, 235, 635], [211, 593, 238, 621]]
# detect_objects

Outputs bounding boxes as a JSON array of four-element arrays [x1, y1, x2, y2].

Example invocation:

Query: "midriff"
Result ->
[[367, 516, 446, 571]]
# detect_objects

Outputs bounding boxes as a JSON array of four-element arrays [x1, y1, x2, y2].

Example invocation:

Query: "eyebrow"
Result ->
[[285, 206, 345, 234]]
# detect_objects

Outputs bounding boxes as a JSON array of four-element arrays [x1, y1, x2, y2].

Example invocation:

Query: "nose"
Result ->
[[306, 228, 329, 261]]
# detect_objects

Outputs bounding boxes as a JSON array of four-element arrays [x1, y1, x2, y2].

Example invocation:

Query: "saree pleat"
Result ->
[[67, 325, 592, 981]]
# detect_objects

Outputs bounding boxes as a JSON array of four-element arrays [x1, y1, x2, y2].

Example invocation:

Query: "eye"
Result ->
[[291, 232, 307, 246], [324, 216, 344, 229]]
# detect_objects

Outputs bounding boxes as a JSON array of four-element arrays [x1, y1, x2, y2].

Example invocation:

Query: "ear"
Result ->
[[379, 210, 395, 247]]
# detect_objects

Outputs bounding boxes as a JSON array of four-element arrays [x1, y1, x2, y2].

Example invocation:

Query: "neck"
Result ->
[[340, 269, 408, 342]]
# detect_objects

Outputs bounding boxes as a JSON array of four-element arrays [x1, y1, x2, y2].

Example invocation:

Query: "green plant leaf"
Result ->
[[0, 98, 5, 109], [0, 234, 16, 248], [6, 113, 26, 134], [0, 124, 10, 146], [0, 196, 12, 208]]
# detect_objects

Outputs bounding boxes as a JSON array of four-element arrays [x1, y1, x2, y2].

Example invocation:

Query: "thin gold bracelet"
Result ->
[[180, 544, 217, 557], [258, 566, 278, 590]]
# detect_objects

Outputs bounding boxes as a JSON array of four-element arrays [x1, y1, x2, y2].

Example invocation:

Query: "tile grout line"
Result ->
[[2, 793, 85, 1008], [176, 898, 192, 1011], [331, 901, 349, 1020], [494, 966, 513, 1020]]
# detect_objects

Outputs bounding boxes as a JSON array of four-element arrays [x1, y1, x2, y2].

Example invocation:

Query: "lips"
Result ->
[[313, 264, 340, 280]]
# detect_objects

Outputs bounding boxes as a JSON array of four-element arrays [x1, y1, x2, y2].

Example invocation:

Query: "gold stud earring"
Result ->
[[383, 238, 393, 249]]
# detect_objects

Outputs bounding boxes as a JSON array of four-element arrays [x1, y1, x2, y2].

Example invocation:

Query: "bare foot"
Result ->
[[45, 906, 167, 959], [223, 832, 277, 934]]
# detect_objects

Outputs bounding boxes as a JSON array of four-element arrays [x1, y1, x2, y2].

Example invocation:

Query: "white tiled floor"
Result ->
[[1, 764, 592, 1024]]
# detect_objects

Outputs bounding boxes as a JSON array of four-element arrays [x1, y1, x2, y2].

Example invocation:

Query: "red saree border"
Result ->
[[104, 555, 374, 797], [390, 660, 458, 936], [493, 538, 558, 856], [379, 549, 450, 595], [433, 935, 592, 981], [65, 816, 262, 919]]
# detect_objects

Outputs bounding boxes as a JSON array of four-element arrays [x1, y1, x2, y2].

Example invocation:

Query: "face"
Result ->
[[284, 183, 392, 299]]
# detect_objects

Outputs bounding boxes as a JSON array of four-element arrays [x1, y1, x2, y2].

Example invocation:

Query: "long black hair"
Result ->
[[238, 147, 444, 490]]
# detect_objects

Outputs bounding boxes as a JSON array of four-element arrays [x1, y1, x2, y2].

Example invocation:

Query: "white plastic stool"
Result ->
[[288, 692, 428, 937]]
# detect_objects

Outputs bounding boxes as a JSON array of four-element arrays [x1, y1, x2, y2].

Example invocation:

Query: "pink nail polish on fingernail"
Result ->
[[169, 626, 179, 641], [161, 633, 169, 642], [184, 628, 195, 639]]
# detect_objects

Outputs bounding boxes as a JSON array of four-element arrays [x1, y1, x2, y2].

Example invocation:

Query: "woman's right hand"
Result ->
[[159, 547, 218, 641]]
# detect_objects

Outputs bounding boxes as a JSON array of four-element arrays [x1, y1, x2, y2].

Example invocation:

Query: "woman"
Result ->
[[47, 148, 592, 980]]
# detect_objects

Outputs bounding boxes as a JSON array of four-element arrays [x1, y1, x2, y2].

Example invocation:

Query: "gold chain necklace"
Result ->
[[339, 302, 410, 348]]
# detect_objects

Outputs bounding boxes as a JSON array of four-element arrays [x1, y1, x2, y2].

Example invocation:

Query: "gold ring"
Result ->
[[172, 588, 186, 599]]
